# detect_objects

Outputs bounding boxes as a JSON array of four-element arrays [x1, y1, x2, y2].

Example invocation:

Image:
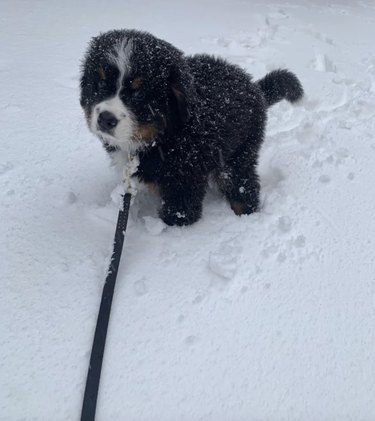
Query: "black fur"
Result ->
[[80, 30, 304, 226], [257, 69, 304, 106]]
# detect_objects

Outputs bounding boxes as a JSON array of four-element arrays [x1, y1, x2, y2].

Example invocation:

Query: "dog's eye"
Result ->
[[132, 89, 145, 101]]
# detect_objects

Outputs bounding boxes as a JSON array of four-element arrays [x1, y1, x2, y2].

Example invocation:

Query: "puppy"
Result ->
[[80, 29, 303, 226]]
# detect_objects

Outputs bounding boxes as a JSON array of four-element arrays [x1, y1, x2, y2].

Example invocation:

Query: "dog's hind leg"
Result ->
[[215, 143, 261, 216]]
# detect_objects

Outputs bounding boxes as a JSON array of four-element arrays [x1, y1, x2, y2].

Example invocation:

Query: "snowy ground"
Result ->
[[1, 0, 375, 419]]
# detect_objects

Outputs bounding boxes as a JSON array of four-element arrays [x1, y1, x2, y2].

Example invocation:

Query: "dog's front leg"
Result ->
[[159, 177, 207, 226]]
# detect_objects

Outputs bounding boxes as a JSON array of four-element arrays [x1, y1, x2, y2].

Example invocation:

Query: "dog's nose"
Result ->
[[98, 111, 118, 132]]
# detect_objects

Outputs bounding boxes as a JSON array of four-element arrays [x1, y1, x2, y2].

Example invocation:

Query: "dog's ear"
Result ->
[[168, 63, 194, 127]]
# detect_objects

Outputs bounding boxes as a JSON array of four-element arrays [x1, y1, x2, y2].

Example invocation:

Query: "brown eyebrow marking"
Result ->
[[98, 67, 106, 80], [130, 77, 143, 90]]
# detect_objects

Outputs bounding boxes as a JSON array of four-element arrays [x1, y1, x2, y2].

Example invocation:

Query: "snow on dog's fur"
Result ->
[[80, 29, 303, 226]]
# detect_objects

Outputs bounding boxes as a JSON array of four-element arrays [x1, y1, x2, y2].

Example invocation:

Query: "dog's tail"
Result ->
[[257, 69, 304, 107]]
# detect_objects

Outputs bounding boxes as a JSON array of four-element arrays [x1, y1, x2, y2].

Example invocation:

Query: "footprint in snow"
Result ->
[[319, 174, 331, 184], [208, 243, 241, 280], [2, 104, 22, 114], [311, 52, 337, 73], [184, 335, 198, 346], [0, 162, 14, 175], [133, 278, 148, 296], [278, 216, 292, 233]]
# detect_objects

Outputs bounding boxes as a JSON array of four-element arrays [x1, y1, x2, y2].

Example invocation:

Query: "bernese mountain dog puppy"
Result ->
[[80, 29, 303, 226]]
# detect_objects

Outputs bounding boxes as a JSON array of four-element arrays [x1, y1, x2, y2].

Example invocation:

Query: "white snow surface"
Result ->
[[1, 1, 375, 420]]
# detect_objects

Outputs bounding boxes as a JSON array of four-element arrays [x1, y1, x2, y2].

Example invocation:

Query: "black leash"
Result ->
[[81, 193, 132, 421]]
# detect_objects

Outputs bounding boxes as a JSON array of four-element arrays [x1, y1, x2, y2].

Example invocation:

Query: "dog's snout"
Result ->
[[98, 111, 118, 132]]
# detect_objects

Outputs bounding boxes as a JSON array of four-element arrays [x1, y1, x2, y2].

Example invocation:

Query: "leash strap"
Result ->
[[81, 193, 132, 421]]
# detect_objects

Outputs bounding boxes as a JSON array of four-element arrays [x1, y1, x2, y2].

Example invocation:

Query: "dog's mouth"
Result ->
[[102, 141, 120, 153], [97, 131, 116, 144], [96, 123, 160, 152]]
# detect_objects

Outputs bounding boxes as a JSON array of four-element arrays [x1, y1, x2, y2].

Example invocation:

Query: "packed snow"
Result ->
[[1, 0, 375, 419]]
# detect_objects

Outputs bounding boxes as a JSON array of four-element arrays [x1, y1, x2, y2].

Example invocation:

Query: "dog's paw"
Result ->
[[230, 200, 259, 216], [159, 205, 201, 226]]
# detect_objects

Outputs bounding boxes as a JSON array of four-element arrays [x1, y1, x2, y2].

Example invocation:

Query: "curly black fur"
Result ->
[[257, 69, 304, 106], [80, 30, 304, 226]]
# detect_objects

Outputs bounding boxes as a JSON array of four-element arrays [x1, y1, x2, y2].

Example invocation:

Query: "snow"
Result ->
[[1, 0, 375, 419]]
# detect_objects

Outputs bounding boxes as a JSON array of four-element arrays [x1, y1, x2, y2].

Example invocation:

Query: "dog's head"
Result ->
[[80, 30, 194, 153]]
